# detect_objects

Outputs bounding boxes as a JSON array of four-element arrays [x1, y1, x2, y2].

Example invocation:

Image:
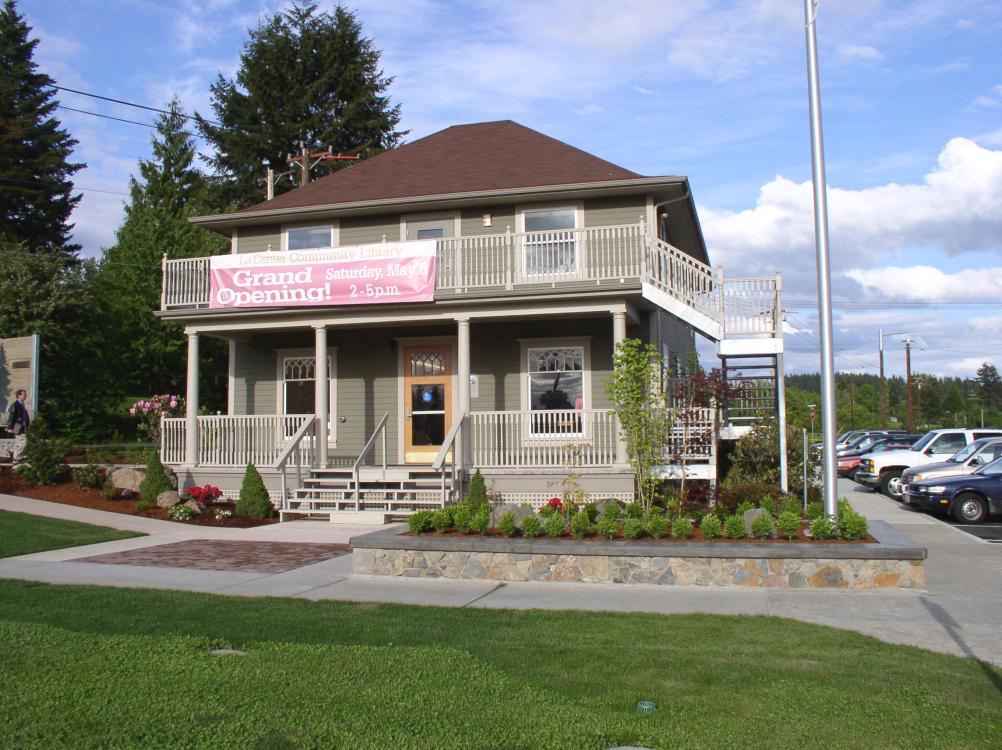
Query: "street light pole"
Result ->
[[803, 0, 838, 519]]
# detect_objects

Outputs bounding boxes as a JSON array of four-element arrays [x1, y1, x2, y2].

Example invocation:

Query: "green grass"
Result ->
[[0, 510, 143, 558], [1, 581, 1000, 749]]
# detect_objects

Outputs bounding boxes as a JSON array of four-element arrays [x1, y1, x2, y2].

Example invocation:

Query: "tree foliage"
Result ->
[[197, 2, 404, 208], [0, 0, 82, 256]]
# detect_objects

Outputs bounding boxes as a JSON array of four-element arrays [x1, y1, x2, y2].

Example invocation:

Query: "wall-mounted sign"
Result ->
[[209, 241, 436, 309]]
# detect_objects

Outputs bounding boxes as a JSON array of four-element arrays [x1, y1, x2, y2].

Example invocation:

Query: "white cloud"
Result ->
[[837, 43, 883, 61], [845, 266, 1002, 302], [971, 95, 1000, 109], [573, 102, 606, 116]]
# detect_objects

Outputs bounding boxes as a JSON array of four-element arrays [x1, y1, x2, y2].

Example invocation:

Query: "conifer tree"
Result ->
[[197, 2, 404, 208], [96, 99, 226, 401], [0, 0, 83, 256]]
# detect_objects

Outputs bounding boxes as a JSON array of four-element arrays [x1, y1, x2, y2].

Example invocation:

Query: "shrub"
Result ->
[[465, 469, 489, 509], [431, 508, 453, 533], [593, 516, 617, 539], [645, 514, 669, 539], [544, 511, 566, 538], [186, 484, 222, 505], [168, 504, 193, 521], [236, 463, 274, 518], [601, 502, 622, 521], [779, 496, 804, 518], [539, 504, 558, 518], [408, 510, 434, 534], [841, 511, 868, 541], [452, 503, 473, 534], [759, 496, 778, 517], [20, 414, 69, 485], [751, 512, 774, 539], [624, 502, 644, 519], [717, 480, 784, 512], [498, 511, 517, 537], [583, 502, 599, 523], [806, 501, 824, 521], [809, 515, 837, 540], [572, 510, 593, 539], [471, 505, 490, 535], [699, 513, 722, 539], [723, 514, 747, 539], [776, 511, 801, 540], [72, 464, 104, 490], [520, 514, 541, 537], [138, 452, 173, 502], [100, 481, 118, 500], [135, 499, 153, 512], [735, 500, 755, 515], [671, 517, 694, 539], [623, 517, 645, 539]]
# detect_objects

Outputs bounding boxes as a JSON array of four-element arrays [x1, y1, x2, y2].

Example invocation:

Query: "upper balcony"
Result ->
[[160, 222, 781, 344]]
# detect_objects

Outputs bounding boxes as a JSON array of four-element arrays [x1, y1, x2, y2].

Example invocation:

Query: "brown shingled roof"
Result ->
[[239, 120, 641, 213]]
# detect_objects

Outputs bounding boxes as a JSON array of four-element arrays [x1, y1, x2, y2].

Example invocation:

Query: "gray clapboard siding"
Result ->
[[461, 207, 516, 236], [583, 195, 647, 227], [231, 341, 277, 415], [339, 215, 400, 245], [236, 224, 282, 254]]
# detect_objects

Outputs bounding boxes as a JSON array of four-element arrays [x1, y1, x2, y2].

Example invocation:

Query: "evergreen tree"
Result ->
[[197, 2, 404, 208], [0, 0, 83, 256], [96, 99, 227, 402], [975, 363, 1002, 410]]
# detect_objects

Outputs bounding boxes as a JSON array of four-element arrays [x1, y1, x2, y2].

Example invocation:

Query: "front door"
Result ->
[[403, 345, 452, 463]]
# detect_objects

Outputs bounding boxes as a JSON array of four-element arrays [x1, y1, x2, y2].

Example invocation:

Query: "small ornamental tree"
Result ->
[[465, 468, 488, 509], [236, 463, 273, 518], [129, 395, 185, 444], [607, 339, 671, 511], [139, 451, 173, 501], [20, 413, 68, 485]]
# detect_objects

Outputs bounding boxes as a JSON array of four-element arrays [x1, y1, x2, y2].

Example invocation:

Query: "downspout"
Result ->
[[653, 188, 691, 244]]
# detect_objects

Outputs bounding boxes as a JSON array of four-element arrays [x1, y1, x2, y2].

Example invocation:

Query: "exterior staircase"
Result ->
[[280, 465, 459, 523]]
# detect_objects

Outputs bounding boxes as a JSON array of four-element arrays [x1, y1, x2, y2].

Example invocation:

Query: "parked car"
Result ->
[[900, 438, 1002, 499], [856, 428, 1002, 500], [902, 457, 1002, 523], [838, 436, 920, 478], [837, 430, 918, 457]]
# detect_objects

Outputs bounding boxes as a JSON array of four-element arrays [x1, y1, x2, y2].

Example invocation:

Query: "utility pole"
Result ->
[[849, 379, 855, 429], [262, 145, 360, 199], [905, 337, 914, 432], [803, 0, 838, 519], [298, 143, 310, 186], [878, 329, 886, 429]]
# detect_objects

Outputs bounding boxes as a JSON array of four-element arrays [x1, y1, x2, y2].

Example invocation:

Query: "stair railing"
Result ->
[[353, 412, 389, 512], [274, 415, 319, 510], [432, 413, 467, 506]]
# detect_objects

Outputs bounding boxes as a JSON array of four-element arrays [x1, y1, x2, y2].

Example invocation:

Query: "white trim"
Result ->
[[227, 339, 236, 415], [230, 227, 238, 254], [274, 347, 338, 444], [280, 221, 340, 252], [645, 194, 656, 235], [519, 337, 593, 443], [395, 336, 458, 464], [399, 210, 461, 242], [515, 201, 584, 279]]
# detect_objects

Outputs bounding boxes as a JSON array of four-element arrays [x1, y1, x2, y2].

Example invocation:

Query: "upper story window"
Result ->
[[521, 206, 579, 276], [285, 225, 336, 251]]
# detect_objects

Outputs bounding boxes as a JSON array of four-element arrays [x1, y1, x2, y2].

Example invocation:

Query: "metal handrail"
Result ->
[[353, 412, 389, 511], [275, 415, 318, 507], [432, 413, 466, 504]]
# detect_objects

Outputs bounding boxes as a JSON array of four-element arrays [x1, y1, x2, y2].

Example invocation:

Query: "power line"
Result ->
[[50, 85, 221, 127], [58, 105, 156, 129]]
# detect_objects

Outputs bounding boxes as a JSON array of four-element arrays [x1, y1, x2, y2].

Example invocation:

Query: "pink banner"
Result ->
[[209, 241, 436, 309]]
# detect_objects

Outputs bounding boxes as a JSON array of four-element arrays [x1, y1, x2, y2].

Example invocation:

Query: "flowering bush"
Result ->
[[185, 484, 222, 505], [215, 509, 233, 521], [168, 504, 194, 521], [547, 497, 563, 512], [130, 394, 185, 443]]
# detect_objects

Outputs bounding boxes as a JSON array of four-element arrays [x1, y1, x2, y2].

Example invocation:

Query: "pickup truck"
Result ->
[[856, 428, 1002, 499]]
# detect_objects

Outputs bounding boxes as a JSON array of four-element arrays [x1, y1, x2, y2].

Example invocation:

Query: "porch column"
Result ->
[[314, 324, 329, 468], [612, 310, 628, 465], [185, 331, 199, 466], [456, 317, 471, 469]]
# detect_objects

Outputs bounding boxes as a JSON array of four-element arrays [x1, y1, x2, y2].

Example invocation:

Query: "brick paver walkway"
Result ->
[[74, 540, 352, 574]]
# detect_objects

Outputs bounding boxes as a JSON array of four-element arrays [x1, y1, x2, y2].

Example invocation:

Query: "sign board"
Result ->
[[209, 241, 437, 310], [0, 334, 39, 416]]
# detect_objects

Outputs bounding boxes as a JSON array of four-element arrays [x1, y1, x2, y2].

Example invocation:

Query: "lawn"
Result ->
[[0, 510, 143, 558], [1, 580, 1000, 749]]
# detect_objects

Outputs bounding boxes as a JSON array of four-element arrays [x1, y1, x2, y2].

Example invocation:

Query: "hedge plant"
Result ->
[[751, 512, 774, 539], [671, 517, 694, 539], [723, 514, 747, 539], [623, 517, 645, 539], [594, 516, 618, 540], [471, 505, 490, 535], [776, 511, 800, 540], [571, 510, 592, 539], [645, 514, 669, 539], [498, 511, 517, 538], [699, 514, 722, 539], [543, 512, 565, 538], [520, 514, 541, 538]]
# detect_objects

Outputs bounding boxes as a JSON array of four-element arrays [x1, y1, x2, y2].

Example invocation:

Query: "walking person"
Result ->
[[7, 389, 30, 464]]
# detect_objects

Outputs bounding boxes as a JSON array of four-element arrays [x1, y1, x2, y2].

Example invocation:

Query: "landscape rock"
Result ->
[[744, 507, 776, 537], [596, 498, 624, 516], [490, 504, 535, 526], [108, 467, 145, 493], [183, 499, 203, 515], [163, 465, 178, 490], [155, 490, 181, 509]]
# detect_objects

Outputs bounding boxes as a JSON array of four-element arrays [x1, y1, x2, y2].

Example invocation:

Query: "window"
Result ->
[[973, 432, 1002, 441], [281, 355, 335, 439], [928, 433, 966, 455], [527, 345, 584, 434], [286, 225, 334, 251], [522, 206, 578, 275]]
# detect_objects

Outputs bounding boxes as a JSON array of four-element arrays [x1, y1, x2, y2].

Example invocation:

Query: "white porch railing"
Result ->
[[161, 414, 315, 467], [470, 409, 619, 468], [161, 255, 211, 310]]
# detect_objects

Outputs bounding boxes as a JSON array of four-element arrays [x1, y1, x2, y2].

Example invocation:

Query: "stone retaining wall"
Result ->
[[351, 521, 925, 590]]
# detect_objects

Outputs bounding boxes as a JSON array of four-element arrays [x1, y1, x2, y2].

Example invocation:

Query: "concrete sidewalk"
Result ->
[[1, 486, 1000, 666]]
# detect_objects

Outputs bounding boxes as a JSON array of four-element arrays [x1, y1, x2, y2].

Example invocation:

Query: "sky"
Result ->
[[19, 0, 1002, 380]]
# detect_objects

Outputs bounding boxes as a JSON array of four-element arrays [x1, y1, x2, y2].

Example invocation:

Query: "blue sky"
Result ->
[[20, 0, 1002, 379]]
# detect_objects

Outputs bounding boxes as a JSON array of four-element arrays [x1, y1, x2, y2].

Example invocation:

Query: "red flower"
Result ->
[[548, 497, 563, 511]]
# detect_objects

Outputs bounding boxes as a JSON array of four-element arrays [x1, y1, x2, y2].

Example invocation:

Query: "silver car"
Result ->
[[901, 438, 1002, 507]]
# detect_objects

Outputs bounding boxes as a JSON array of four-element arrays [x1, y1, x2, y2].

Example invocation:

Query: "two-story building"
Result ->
[[158, 120, 783, 522]]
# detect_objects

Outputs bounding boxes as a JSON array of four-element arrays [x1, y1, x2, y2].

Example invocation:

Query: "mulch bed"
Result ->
[[412, 525, 876, 544], [0, 468, 277, 528]]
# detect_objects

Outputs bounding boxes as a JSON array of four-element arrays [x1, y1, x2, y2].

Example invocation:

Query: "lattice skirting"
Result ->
[[494, 491, 634, 510], [0, 438, 14, 456]]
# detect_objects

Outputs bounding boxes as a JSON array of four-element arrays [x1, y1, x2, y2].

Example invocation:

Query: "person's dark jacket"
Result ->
[[7, 400, 29, 434]]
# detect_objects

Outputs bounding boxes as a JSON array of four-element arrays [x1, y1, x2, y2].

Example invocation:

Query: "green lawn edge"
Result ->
[[1, 579, 999, 749], [0, 509, 143, 558]]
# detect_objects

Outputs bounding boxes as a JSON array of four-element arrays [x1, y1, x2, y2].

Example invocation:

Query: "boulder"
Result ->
[[156, 490, 181, 509], [163, 465, 178, 490], [108, 467, 144, 493], [183, 499, 203, 515], [744, 507, 776, 538], [596, 498, 624, 516], [490, 504, 536, 526]]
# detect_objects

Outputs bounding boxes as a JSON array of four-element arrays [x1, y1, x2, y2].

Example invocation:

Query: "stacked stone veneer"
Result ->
[[351, 521, 925, 590]]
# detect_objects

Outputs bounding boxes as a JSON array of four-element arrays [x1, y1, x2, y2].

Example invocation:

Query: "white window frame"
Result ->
[[519, 337, 591, 441], [515, 202, 584, 279], [281, 222, 340, 252], [275, 348, 338, 444]]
